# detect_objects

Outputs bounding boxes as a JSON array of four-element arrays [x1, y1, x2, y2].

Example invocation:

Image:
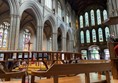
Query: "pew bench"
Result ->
[[31, 63, 111, 83]]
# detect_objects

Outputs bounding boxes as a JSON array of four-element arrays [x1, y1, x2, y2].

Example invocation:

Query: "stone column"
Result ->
[[52, 33, 57, 51], [62, 37, 66, 51], [37, 26, 43, 51], [9, 14, 20, 50], [69, 40, 74, 52]]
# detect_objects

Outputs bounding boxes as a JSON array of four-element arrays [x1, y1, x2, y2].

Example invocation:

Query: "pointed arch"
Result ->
[[103, 10, 108, 21], [98, 28, 103, 42], [85, 12, 89, 27], [86, 30, 90, 43], [44, 15, 56, 33], [96, 9, 101, 25], [105, 27, 110, 41], [92, 29, 97, 42], [90, 10, 95, 26], [80, 31, 84, 43], [79, 15, 83, 28], [19, 1, 43, 27]]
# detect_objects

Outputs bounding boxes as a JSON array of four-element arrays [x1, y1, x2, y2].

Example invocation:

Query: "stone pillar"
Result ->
[[37, 26, 43, 51], [9, 14, 20, 50], [69, 40, 73, 52], [52, 33, 57, 51], [62, 37, 66, 51]]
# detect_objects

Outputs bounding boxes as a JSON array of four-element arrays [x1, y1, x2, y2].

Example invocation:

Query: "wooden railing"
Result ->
[[31, 62, 111, 83], [0, 51, 82, 71]]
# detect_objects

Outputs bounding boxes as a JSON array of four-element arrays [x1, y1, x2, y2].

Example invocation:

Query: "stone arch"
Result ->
[[19, 1, 43, 27], [44, 15, 56, 33], [58, 24, 66, 37]]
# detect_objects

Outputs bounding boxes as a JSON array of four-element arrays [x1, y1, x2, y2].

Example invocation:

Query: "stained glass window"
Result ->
[[80, 31, 84, 43], [58, 1, 62, 18], [103, 10, 108, 21], [98, 28, 103, 42], [92, 29, 97, 42], [45, 0, 52, 9], [80, 15, 83, 28], [86, 30, 90, 43], [0, 22, 10, 48], [97, 9, 101, 25], [23, 29, 31, 51], [105, 27, 110, 41], [90, 10, 95, 26], [85, 12, 89, 27]]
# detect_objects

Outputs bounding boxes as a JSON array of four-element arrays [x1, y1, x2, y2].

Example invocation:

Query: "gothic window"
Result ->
[[80, 31, 84, 43], [103, 10, 108, 21], [97, 9, 101, 25], [23, 29, 31, 50], [105, 27, 110, 41], [92, 29, 97, 42], [90, 10, 95, 26], [80, 15, 83, 28], [45, 0, 52, 9], [86, 30, 90, 43], [58, 1, 62, 18], [0, 22, 10, 48], [98, 28, 103, 42], [66, 13, 69, 24], [85, 12, 89, 27]]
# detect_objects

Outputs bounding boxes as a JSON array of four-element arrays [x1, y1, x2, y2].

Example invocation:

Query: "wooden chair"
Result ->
[[31, 62, 111, 83], [0, 67, 26, 83]]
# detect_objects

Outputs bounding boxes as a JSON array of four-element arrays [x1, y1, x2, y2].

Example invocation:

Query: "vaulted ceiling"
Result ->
[[67, 0, 107, 14]]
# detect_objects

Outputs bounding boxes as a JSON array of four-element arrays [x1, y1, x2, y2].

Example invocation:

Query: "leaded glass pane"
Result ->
[[105, 27, 110, 41], [97, 9, 101, 25], [90, 10, 95, 26], [98, 28, 103, 42], [85, 12, 89, 27], [80, 15, 83, 28], [80, 31, 84, 43], [103, 10, 108, 21], [86, 30, 90, 43], [92, 29, 97, 42]]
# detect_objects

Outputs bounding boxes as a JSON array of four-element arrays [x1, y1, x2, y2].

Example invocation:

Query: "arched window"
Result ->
[[105, 27, 110, 41], [45, 0, 52, 9], [23, 29, 31, 51], [85, 12, 89, 27], [58, 1, 62, 18], [90, 10, 95, 26], [86, 30, 90, 43], [66, 13, 69, 24], [81, 50, 87, 60], [97, 9, 101, 25], [98, 28, 103, 42], [0, 22, 10, 48], [103, 10, 108, 21], [92, 29, 97, 42], [80, 15, 83, 28], [80, 31, 84, 43]]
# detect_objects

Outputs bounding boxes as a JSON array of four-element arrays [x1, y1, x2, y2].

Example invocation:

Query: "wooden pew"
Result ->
[[0, 67, 26, 83], [31, 62, 111, 83]]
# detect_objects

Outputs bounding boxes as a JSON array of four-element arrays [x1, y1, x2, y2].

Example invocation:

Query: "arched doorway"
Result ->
[[88, 45, 100, 60], [0, 0, 10, 50], [57, 28, 62, 51], [19, 9, 36, 51], [43, 20, 52, 51]]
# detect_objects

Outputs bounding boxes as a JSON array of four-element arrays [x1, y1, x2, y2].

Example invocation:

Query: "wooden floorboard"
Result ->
[[0, 73, 118, 83]]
